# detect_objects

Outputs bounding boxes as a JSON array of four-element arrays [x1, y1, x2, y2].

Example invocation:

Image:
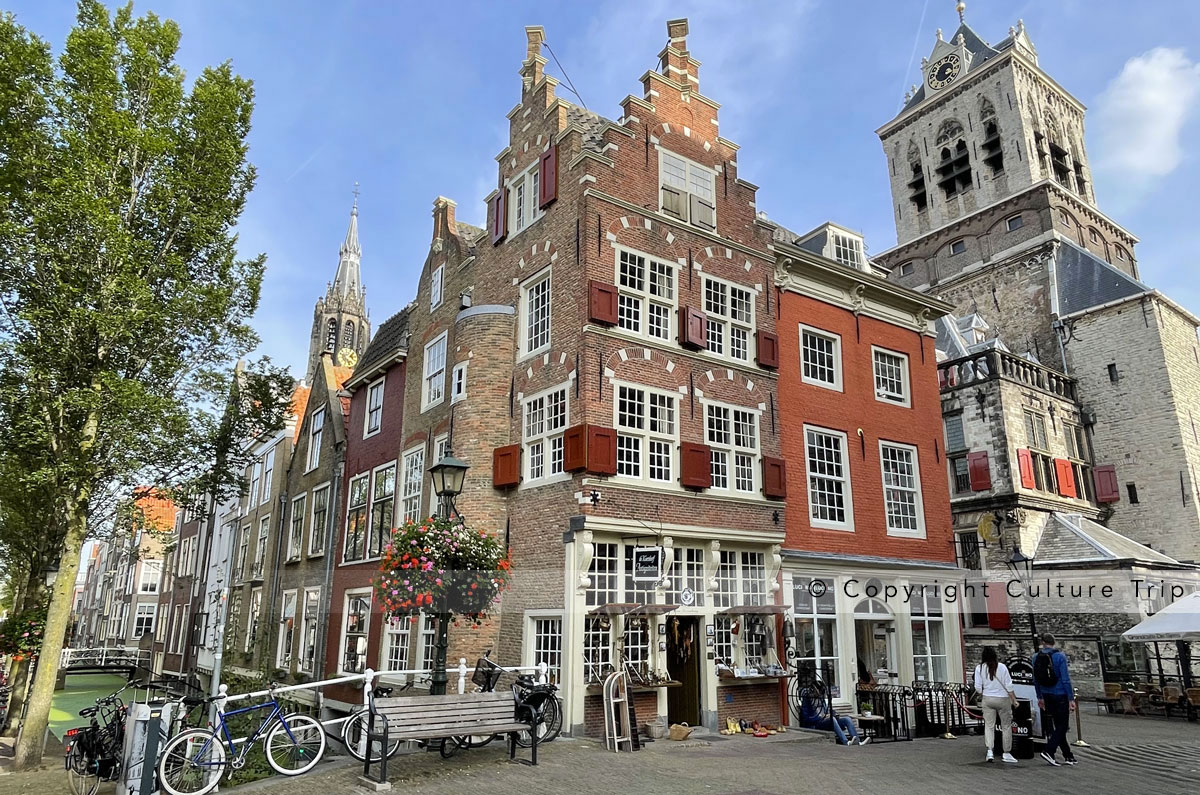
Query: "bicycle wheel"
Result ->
[[465, 733, 498, 748], [515, 698, 561, 748], [65, 744, 100, 795], [158, 728, 226, 795], [265, 714, 326, 776], [438, 736, 469, 759], [341, 709, 401, 761]]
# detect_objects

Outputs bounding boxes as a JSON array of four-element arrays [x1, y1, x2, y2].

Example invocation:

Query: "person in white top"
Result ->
[[973, 646, 1019, 764]]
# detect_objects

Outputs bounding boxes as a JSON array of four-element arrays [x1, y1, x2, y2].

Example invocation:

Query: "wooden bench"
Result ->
[[362, 691, 543, 783]]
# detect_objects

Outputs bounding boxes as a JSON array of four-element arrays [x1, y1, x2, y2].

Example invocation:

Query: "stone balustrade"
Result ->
[[938, 349, 1076, 401]]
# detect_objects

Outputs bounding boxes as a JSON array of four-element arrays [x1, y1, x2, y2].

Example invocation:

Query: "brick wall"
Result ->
[[715, 682, 782, 728], [582, 690, 660, 739]]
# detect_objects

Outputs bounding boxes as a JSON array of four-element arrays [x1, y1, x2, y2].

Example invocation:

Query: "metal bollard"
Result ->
[[457, 658, 468, 694], [1072, 688, 1090, 747]]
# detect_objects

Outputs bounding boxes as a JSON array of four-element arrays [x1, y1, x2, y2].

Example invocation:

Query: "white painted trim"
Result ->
[[878, 440, 927, 539], [337, 587, 374, 676], [803, 424, 854, 532], [363, 375, 386, 439], [798, 324, 844, 392], [870, 345, 912, 408]]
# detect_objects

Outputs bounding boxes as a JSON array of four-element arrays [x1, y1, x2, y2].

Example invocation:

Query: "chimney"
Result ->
[[660, 18, 698, 90], [432, 196, 457, 241], [523, 26, 546, 87]]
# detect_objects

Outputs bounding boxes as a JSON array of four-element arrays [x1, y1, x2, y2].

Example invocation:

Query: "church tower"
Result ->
[[307, 196, 371, 382]]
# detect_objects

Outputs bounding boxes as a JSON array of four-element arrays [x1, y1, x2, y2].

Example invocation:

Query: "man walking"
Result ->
[[1032, 633, 1078, 766]]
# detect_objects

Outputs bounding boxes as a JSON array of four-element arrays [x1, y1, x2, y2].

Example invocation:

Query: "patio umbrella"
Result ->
[[1122, 591, 1200, 643]]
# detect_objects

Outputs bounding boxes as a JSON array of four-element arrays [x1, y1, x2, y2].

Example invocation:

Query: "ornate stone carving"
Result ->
[[576, 530, 594, 592]]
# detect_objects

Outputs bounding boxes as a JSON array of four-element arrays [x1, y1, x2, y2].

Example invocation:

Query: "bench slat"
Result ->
[[377, 701, 514, 716], [385, 721, 527, 737], [378, 706, 516, 721], [375, 693, 512, 709]]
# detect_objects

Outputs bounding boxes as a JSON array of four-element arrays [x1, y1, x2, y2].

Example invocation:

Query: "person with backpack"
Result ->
[[973, 647, 1019, 764], [1032, 633, 1078, 766]]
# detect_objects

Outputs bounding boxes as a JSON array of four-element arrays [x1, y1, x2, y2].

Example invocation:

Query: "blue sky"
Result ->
[[12, 1, 1200, 377]]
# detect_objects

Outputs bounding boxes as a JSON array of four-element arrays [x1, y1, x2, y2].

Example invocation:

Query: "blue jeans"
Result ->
[[1041, 693, 1074, 760], [831, 716, 859, 745]]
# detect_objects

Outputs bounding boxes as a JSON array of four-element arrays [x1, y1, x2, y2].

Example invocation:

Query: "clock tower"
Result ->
[[306, 195, 371, 382]]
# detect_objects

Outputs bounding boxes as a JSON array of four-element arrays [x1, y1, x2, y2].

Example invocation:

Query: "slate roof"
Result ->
[[456, 222, 485, 245], [1055, 240, 1148, 317], [900, 23, 1004, 113], [1034, 513, 1181, 566], [934, 312, 1010, 360], [795, 229, 827, 257], [566, 103, 612, 154], [353, 306, 411, 380]]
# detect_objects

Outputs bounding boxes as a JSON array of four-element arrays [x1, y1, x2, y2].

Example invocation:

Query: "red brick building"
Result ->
[[773, 233, 959, 700]]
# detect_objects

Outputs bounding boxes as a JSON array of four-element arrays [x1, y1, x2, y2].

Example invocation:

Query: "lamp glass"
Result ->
[[429, 452, 469, 497], [1006, 546, 1033, 579]]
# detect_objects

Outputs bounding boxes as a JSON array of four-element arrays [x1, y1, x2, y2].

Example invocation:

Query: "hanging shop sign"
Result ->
[[632, 546, 664, 582]]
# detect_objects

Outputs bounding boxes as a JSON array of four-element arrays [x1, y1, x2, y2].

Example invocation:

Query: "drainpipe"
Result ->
[[313, 457, 345, 691], [266, 488, 288, 671]]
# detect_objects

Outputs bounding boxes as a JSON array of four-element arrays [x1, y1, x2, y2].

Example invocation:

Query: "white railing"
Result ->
[[60, 646, 151, 670]]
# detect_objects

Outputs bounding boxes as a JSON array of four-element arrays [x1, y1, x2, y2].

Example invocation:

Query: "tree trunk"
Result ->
[[12, 497, 87, 769], [3, 570, 44, 737]]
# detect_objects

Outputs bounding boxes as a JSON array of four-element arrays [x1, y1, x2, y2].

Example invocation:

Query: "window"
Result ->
[[703, 277, 754, 362], [225, 591, 242, 652], [133, 604, 156, 638], [248, 460, 262, 507], [139, 560, 162, 593], [1090, 229, 1101, 244], [665, 546, 706, 607], [881, 442, 924, 536], [1127, 483, 1140, 504], [300, 588, 320, 671], [711, 550, 766, 608], [309, 485, 328, 556], [616, 249, 675, 341], [585, 542, 619, 607], [623, 616, 651, 674], [343, 474, 369, 563], [430, 265, 443, 309], [1023, 410, 1056, 492], [1107, 363, 1119, 383], [530, 615, 563, 685], [622, 546, 656, 605], [1064, 422, 1094, 502], [168, 605, 185, 654], [950, 456, 971, 495], [805, 426, 852, 529], [800, 326, 842, 390], [367, 464, 395, 559], [583, 616, 612, 684], [1059, 209, 1071, 225], [1023, 410, 1048, 449], [615, 384, 677, 484], [524, 385, 569, 482], [234, 524, 250, 584], [429, 435, 449, 516], [245, 587, 262, 653], [713, 615, 734, 666], [899, 262, 914, 277], [253, 516, 269, 579], [741, 552, 766, 607], [706, 403, 759, 493], [340, 590, 372, 674], [277, 591, 297, 667], [365, 379, 385, 437], [343, 320, 355, 349], [659, 149, 716, 229], [793, 577, 839, 690], [423, 333, 447, 409], [1116, 247, 1127, 262], [508, 162, 544, 233], [307, 408, 325, 471], [288, 494, 305, 561], [521, 271, 551, 356], [949, 239, 966, 256], [451, 362, 467, 403], [326, 318, 337, 351], [401, 446, 425, 523], [872, 348, 910, 406], [831, 234, 863, 269], [911, 592, 947, 682], [381, 615, 412, 676], [261, 448, 274, 505], [418, 614, 437, 672]]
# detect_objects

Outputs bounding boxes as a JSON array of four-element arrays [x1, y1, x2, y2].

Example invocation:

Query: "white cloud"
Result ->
[[1093, 47, 1200, 198]]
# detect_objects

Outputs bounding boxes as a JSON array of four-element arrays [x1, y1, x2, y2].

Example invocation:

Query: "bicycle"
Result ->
[[339, 680, 424, 762], [156, 683, 326, 795], [438, 652, 561, 758], [64, 678, 142, 795]]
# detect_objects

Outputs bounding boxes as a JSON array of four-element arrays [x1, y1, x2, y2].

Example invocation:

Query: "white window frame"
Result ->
[[1006, 215, 1023, 232], [379, 615, 413, 678], [364, 377, 385, 438], [614, 246, 677, 343], [307, 408, 325, 472], [520, 269, 552, 358], [422, 332, 448, 411], [507, 161, 545, 234], [168, 604, 186, 655], [139, 560, 163, 593], [299, 587, 321, 672], [949, 239, 966, 255], [253, 515, 269, 580], [249, 460, 262, 507], [613, 381, 679, 486], [430, 265, 444, 310], [133, 603, 156, 638], [703, 399, 761, 495], [277, 590, 298, 668], [308, 483, 329, 556], [245, 587, 262, 653], [657, 147, 716, 229], [288, 493, 306, 561], [804, 425, 854, 531], [451, 362, 468, 403], [401, 445, 425, 524], [799, 324, 843, 391], [523, 383, 570, 485], [879, 440, 926, 538], [831, 233, 864, 269], [523, 610, 565, 685], [343, 473, 370, 563], [261, 447, 275, 505], [429, 435, 449, 516], [702, 275, 755, 364], [871, 346, 911, 407], [366, 461, 396, 561], [338, 588, 373, 675]]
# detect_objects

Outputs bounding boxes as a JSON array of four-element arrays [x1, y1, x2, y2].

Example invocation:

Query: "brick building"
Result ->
[[154, 497, 208, 679]]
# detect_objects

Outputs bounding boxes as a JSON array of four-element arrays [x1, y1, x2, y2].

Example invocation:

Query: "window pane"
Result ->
[[803, 331, 838, 386], [807, 429, 848, 524], [526, 275, 551, 352]]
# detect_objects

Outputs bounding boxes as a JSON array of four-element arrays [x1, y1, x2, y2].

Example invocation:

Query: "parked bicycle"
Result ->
[[340, 677, 428, 762], [439, 651, 561, 758], [156, 683, 325, 795], [64, 678, 142, 795]]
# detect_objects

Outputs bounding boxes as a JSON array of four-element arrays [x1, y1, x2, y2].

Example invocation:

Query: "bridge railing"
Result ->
[[60, 647, 151, 670]]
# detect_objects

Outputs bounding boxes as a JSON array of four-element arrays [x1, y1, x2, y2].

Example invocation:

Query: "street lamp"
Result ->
[[1006, 545, 1038, 649], [427, 449, 470, 696], [44, 556, 61, 589]]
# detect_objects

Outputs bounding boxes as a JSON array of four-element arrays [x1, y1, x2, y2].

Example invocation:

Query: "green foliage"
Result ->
[[0, 604, 47, 659]]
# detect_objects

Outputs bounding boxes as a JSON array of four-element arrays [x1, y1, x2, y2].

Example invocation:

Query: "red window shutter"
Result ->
[[1055, 458, 1077, 498], [538, 146, 558, 208], [1094, 464, 1120, 503], [680, 443, 712, 490], [588, 281, 619, 326], [492, 444, 520, 488], [679, 307, 708, 350], [586, 426, 617, 476], [489, 189, 507, 246], [985, 585, 1011, 630], [938, 369, 947, 390], [563, 425, 587, 472], [755, 330, 779, 369], [967, 451, 990, 491], [1017, 449, 1037, 489], [762, 457, 786, 499]]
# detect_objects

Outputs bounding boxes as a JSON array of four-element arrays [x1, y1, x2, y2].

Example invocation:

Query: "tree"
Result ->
[[0, 2, 291, 766]]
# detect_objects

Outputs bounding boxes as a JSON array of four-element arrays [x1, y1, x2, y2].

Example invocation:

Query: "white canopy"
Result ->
[[1122, 592, 1200, 643]]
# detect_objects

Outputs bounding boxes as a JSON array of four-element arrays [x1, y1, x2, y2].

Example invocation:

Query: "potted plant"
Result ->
[[860, 702, 873, 717]]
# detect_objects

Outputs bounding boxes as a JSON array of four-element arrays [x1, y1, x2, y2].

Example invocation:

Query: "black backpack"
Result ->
[[1034, 650, 1058, 688]]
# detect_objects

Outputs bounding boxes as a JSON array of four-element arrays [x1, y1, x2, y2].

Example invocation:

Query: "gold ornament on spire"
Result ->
[[956, 2, 966, 23]]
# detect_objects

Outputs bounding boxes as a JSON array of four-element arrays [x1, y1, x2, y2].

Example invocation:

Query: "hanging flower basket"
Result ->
[[374, 516, 512, 625]]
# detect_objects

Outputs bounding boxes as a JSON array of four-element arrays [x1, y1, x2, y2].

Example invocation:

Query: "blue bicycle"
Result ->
[[156, 686, 326, 795]]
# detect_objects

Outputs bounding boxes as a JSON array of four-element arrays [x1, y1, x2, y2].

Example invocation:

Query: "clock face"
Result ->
[[927, 54, 962, 90], [336, 347, 359, 368]]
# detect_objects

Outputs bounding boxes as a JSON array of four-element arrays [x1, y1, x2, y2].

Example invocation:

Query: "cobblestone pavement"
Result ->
[[3, 712, 1197, 794]]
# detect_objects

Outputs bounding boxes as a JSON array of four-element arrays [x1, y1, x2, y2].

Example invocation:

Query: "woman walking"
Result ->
[[974, 647, 1019, 764]]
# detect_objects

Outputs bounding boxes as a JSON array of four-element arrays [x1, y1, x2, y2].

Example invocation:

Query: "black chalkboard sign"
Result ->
[[632, 547, 662, 582]]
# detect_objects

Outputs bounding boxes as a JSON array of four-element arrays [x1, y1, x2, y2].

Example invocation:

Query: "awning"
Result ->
[[588, 602, 679, 617], [1122, 592, 1200, 643], [718, 604, 789, 615]]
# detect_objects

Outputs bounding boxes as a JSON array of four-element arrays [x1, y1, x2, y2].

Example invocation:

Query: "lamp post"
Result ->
[[1006, 545, 1038, 651], [427, 449, 470, 696]]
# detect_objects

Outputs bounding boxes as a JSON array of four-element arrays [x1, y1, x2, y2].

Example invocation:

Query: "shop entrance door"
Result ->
[[666, 616, 700, 726], [855, 619, 897, 685]]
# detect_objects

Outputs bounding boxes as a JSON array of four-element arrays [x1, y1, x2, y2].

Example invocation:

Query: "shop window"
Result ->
[[712, 615, 735, 666], [524, 385, 569, 482], [740, 552, 766, 607], [309, 485, 328, 556], [712, 550, 738, 608], [586, 543, 619, 607], [911, 591, 948, 683], [623, 546, 656, 605], [340, 590, 372, 674], [792, 577, 839, 693], [623, 616, 651, 676], [300, 588, 320, 671], [530, 615, 563, 685], [617, 248, 675, 342], [583, 616, 613, 684], [666, 547, 706, 607]]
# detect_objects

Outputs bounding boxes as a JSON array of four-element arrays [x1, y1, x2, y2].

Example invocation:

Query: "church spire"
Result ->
[[332, 185, 363, 299], [306, 185, 371, 382]]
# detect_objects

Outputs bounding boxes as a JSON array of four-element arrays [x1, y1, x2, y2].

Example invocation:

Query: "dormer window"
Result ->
[[831, 233, 864, 270], [659, 149, 716, 231]]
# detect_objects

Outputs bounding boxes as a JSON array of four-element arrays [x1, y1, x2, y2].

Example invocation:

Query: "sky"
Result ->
[[11, 0, 1200, 378]]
